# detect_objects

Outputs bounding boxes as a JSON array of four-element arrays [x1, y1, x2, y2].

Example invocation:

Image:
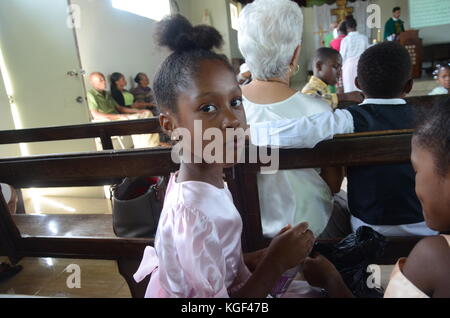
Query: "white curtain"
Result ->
[[313, 1, 372, 50]]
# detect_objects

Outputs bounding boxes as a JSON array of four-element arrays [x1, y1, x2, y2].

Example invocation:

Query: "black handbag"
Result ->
[[111, 176, 167, 238]]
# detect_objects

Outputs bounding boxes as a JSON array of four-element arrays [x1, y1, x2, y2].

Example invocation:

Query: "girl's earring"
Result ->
[[294, 64, 300, 76], [290, 64, 300, 76]]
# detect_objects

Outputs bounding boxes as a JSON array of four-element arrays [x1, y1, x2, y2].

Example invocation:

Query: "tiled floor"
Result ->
[[0, 256, 131, 298]]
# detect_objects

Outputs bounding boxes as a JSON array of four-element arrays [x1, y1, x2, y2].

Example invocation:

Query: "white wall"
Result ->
[[178, 0, 233, 58], [73, 0, 170, 90], [294, 6, 316, 90], [0, 71, 20, 158]]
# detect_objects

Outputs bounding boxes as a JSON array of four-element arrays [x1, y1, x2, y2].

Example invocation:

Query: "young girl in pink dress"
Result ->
[[133, 14, 316, 298], [302, 99, 450, 298]]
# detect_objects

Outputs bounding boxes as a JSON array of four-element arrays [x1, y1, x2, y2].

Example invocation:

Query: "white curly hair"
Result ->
[[238, 0, 304, 80]]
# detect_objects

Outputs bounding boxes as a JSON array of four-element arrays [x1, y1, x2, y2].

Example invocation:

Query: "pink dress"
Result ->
[[384, 235, 450, 298], [133, 173, 251, 298]]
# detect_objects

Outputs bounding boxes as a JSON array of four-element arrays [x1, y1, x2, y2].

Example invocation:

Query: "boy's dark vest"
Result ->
[[346, 103, 423, 225]]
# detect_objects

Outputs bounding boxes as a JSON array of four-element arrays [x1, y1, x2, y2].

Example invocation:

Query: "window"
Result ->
[[112, 0, 171, 22]]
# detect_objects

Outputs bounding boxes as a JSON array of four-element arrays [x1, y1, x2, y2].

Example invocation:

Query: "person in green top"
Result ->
[[324, 21, 338, 48], [384, 7, 405, 41], [87, 72, 149, 121], [87, 72, 160, 148]]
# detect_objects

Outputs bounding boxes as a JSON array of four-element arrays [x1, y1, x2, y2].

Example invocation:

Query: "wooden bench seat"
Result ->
[[13, 214, 116, 238]]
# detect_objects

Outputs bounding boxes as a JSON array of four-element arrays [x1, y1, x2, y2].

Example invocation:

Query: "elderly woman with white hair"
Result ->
[[238, 0, 349, 239]]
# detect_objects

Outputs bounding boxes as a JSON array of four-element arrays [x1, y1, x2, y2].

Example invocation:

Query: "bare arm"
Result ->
[[320, 166, 345, 194], [232, 223, 315, 298], [402, 236, 450, 298], [90, 109, 126, 121], [243, 248, 268, 273], [336, 91, 365, 104], [116, 105, 142, 114]]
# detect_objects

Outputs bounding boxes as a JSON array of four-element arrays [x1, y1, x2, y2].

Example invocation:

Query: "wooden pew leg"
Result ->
[[15, 189, 26, 214], [116, 258, 150, 298]]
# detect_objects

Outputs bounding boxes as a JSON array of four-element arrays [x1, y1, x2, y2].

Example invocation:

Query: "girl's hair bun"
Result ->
[[156, 14, 223, 53]]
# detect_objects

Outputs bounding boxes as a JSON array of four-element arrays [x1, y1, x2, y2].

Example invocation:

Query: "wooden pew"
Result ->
[[0, 118, 161, 151], [0, 130, 418, 265]]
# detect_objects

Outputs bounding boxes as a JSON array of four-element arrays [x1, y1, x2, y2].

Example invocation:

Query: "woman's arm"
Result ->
[[320, 167, 345, 194], [249, 110, 354, 149], [116, 105, 146, 114]]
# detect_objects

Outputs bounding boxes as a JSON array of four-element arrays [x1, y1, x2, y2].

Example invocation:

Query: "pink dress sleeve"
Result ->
[[156, 203, 230, 298]]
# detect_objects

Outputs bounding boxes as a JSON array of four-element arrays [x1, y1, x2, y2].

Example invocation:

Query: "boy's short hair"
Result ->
[[414, 98, 450, 176], [313, 47, 341, 64], [357, 42, 411, 98], [393, 7, 401, 13]]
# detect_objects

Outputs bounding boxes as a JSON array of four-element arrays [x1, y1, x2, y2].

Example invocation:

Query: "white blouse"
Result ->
[[244, 92, 335, 237]]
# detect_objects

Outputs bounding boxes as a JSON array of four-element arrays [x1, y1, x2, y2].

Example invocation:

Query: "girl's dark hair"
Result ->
[[153, 14, 232, 113], [110, 72, 124, 92], [433, 63, 450, 79], [338, 21, 347, 35], [414, 98, 450, 176], [134, 72, 146, 84], [110, 72, 126, 106], [345, 15, 357, 29]]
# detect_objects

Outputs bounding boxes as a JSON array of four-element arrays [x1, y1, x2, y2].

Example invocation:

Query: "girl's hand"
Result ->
[[303, 253, 341, 289], [244, 248, 268, 272], [265, 222, 315, 274], [303, 253, 354, 298]]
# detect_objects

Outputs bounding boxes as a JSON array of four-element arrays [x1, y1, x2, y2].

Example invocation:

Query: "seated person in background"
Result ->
[[303, 101, 450, 298], [110, 72, 146, 110], [302, 47, 364, 109], [130, 73, 159, 115], [238, 0, 349, 239], [87, 72, 160, 148], [250, 42, 437, 237], [429, 63, 450, 95]]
